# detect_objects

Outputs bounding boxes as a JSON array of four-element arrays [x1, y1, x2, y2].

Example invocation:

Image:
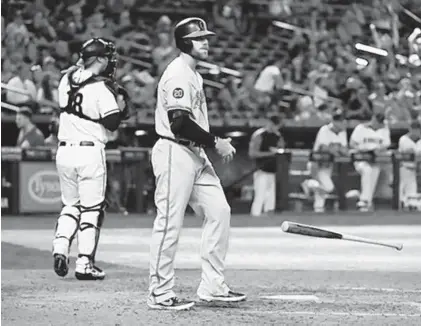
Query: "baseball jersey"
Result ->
[[350, 123, 391, 151], [155, 56, 209, 138], [250, 128, 283, 173], [254, 65, 281, 93], [313, 123, 347, 151], [57, 68, 119, 144], [399, 134, 421, 168]]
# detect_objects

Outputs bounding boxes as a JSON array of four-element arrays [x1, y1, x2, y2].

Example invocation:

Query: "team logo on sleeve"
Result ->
[[173, 88, 184, 99]]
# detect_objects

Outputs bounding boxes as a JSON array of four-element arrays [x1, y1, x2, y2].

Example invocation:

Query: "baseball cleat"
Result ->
[[198, 290, 247, 302], [357, 200, 372, 212], [75, 262, 106, 280], [314, 207, 325, 213], [53, 254, 69, 277], [147, 297, 195, 310]]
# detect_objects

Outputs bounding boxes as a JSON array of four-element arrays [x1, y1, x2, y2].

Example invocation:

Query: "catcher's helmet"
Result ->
[[80, 38, 117, 78], [174, 17, 215, 53]]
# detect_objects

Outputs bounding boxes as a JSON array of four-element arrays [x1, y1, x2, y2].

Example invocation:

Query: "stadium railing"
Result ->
[[2, 147, 419, 215]]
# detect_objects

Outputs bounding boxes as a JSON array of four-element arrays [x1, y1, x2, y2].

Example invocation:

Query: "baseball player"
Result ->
[[148, 17, 246, 310], [303, 109, 348, 213], [398, 120, 421, 209], [248, 114, 284, 217], [349, 112, 391, 211], [53, 38, 129, 280]]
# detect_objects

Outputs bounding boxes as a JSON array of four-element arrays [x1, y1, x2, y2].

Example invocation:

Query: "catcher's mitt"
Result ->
[[103, 79, 132, 120]]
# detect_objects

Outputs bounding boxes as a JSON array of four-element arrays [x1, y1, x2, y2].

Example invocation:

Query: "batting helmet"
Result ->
[[174, 17, 215, 53], [79, 38, 117, 78]]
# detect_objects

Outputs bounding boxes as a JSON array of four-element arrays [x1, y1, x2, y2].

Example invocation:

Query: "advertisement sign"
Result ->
[[19, 162, 62, 213]]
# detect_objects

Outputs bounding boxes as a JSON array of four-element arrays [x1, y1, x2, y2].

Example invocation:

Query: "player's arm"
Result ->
[[169, 109, 217, 147], [313, 127, 326, 151], [248, 130, 275, 158], [98, 83, 125, 132], [378, 128, 391, 151], [399, 136, 414, 153], [349, 125, 364, 151], [164, 79, 218, 147]]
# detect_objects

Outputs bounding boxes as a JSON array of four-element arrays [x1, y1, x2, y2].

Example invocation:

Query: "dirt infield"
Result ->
[[2, 213, 421, 325]]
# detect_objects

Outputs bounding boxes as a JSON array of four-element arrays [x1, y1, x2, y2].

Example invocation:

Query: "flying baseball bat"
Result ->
[[281, 221, 403, 251]]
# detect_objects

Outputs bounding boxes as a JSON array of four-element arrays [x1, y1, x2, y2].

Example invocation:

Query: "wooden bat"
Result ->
[[281, 221, 403, 251]]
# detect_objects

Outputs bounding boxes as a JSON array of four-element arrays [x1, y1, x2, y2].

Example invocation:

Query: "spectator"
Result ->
[[4, 11, 29, 47], [213, 0, 241, 33], [346, 87, 372, 120], [337, 3, 365, 44], [237, 73, 265, 114], [6, 62, 37, 106], [151, 32, 177, 77], [156, 15, 172, 34], [37, 73, 59, 112], [30, 64, 44, 94], [65, 6, 87, 39], [44, 113, 59, 147], [254, 60, 283, 96], [369, 81, 391, 115], [217, 77, 240, 112], [28, 11, 57, 45], [15, 107, 45, 148]]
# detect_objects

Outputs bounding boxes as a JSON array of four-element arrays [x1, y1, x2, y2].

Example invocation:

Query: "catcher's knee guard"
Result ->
[[77, 202, 106, 261], [53, 205, 81, 256]]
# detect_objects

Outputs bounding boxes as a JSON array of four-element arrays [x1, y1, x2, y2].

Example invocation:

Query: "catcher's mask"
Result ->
[[79, 38, 117, 78]]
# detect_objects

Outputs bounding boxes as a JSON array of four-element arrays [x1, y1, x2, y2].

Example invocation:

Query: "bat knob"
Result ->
[[281, 221, 290, 232]]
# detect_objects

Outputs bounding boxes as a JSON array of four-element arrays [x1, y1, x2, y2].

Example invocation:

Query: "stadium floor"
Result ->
[[2, 212, 421, 325]]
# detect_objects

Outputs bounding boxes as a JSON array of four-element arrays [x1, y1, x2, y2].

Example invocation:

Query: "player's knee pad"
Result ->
[[55, 205, 81, 241], [60, 205, 81, 221], [80, 201, 106, 230]]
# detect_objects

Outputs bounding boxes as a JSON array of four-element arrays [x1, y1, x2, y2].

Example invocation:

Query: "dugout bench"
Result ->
[[275, 149, 421, 212], [1, 147, 151, 215]]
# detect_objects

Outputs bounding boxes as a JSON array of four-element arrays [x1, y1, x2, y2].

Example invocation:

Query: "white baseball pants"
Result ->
[[354, 162, 392, 205], [54, 143, 106, 260], [312, 166, 334, 211], [250, 170, 276, 216], [399, 166, 418, 205], [149, 139, 231, 304]]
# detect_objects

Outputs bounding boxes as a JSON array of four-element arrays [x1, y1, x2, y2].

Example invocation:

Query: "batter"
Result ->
[[53, 38, 129, 280], [148, 17, 246, 310]]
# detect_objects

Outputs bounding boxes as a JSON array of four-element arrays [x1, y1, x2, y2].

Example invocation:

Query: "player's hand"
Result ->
[[215, 137, 236, 163]]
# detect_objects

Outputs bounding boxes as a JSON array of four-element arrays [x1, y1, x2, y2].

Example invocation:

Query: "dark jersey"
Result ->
[[17, 126, 45, 147]]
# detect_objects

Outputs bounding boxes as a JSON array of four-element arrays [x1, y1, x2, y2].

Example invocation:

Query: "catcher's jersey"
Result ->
[[399, 134, 421, 168], [57, 68, 119, 144], [155, 56, 209, 138], [313, 123, 347, 151], [350, 123, 391, 151]]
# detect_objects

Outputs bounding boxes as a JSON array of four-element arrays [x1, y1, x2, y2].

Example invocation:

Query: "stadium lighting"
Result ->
[[355, 43, 388, 57], [355, 58, 369, 67], [135, 130, 148, 136], [225, 131, 247, 138]]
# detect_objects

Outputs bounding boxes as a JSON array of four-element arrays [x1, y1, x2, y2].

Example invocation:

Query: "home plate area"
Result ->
[[2, 215, 421, 325]]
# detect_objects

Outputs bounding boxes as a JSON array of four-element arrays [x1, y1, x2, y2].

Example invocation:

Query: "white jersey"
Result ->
[[57, 68, 119, 144], [399, 134, 421, 169], [155, 56, 209, 138], [254, 65, 280, 93], [350, 123, 391, 152], [313, 123, 347, 151]]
